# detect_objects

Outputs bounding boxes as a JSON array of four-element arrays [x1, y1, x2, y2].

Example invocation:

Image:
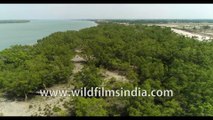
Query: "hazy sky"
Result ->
[[0, 4, 213, 19]]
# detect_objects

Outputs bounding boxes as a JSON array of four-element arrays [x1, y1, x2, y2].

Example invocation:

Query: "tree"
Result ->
[[74, 97, 108, 116], [74, 65, 103, 88]]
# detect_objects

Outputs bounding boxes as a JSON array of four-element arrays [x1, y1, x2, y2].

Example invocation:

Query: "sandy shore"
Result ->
[[171, 28, 211, 41], [146, 23, 212, 41]]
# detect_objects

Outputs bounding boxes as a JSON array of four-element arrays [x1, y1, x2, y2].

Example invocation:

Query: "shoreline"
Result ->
[[171, 28, 212, 41], [0, 20, 97, 52]]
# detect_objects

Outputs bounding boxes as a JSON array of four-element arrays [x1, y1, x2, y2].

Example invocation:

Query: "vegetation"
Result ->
[[202, 25, 211, 30], [0, 31, 77, 99], [99, 19, 213, 24], [74, 65, 103, 88], [0, 23, 212, 116], [74, 97, 108, 116]]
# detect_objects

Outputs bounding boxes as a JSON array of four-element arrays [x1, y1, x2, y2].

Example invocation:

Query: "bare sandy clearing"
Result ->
[[0, 54, 83, 116], [0, 51, 130, 116], [171, 28, 211, 41], [101, 69, 129, 83]]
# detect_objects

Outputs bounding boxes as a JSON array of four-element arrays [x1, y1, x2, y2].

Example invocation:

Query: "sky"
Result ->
[[0, 4, 213, 19]]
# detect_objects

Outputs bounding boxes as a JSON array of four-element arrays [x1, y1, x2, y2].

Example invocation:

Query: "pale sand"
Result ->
[[0, 51, 129, 116], [0, 54, 84, 116], [101, 69, 129, 83], [147, 24, 212, 41], [171, 28, 211, 41]]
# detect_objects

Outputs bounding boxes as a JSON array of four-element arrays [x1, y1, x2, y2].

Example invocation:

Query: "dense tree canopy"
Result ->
[[0, 23, 212, 116]]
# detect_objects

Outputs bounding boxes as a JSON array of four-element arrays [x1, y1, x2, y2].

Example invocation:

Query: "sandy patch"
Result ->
[[0, 51, 130, 116], [0, 54, 84, 116], [171, 28, 211, 41], [101, 69, 129, 83]]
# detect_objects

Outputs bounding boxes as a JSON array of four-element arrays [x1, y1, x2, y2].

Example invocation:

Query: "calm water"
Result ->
[[0, 20, 97, 51]]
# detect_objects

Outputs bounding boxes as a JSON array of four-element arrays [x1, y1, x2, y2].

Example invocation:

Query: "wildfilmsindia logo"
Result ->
[[39, 87, 174, 97]]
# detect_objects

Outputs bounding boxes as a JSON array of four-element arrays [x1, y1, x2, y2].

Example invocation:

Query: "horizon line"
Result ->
[[2, 18, 213, 20]]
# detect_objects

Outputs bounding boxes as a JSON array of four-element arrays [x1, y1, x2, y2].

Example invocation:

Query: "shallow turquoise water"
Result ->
[[0, 20, 97, 51]]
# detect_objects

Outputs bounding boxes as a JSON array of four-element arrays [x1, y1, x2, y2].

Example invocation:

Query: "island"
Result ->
[[0, 22, 212, 116]]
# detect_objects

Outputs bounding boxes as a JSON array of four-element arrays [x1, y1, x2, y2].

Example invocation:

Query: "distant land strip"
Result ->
[[0, 20, 30, 24]]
